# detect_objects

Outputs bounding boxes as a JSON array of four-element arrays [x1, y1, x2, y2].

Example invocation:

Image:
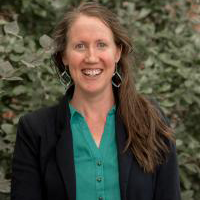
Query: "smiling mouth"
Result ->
[[81, 68, 103, 77]]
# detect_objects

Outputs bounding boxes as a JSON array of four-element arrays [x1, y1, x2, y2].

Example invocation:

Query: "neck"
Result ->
[[70, 86, 115, 120]]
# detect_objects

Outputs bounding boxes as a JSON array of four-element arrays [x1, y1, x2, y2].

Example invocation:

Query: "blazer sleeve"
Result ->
[[11, 116, 44, 200], [154, 141, 181, 200]]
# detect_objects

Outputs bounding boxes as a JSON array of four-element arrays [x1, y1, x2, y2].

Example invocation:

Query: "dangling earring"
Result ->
[[112, 64, 122, 88], [59, 66, 73, 89]]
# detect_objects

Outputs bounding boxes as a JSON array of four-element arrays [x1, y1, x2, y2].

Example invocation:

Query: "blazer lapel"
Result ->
[[116, 113, 133, 200], [55, 94, 76, 200], [54, 88, 132, 200]]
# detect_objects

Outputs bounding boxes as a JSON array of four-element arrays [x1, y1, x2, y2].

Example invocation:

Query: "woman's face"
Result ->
[[62, 14, 121, 96]]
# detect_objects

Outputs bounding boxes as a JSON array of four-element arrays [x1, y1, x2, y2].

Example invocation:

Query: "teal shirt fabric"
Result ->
[[69, 104, 121, 200]]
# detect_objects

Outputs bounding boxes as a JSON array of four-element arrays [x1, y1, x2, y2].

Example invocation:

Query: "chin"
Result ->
[[75, 81, 112, 95]]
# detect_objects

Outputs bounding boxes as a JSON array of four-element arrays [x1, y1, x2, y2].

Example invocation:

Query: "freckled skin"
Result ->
[[62, 15, 121, 96]]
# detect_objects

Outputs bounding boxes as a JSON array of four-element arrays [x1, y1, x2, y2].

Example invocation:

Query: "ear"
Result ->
[[115, 45, 122, 63]]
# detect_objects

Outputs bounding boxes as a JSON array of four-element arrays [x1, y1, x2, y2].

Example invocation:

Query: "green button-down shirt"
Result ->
[[69, 104, 121, 200]]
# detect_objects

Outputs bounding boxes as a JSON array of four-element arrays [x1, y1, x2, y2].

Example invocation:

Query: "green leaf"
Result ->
[[179, 169, 191, 190], [0, 60, 14, 77], [51, 0, 69, 9], [176, 139, 183, 147], [184, 80, 194, 88], [39, 34, 53, 50], [0, 46, 5, 53], [13, 42, 25, 53], [185, 164, 198, 173], [4, 132, 16, 143], [191, 34, 200, 49], [2, 77, 23, 81], [193, 85, 200, 94], [21, 60, 35, 68], [175, 24, 185, 34], [4, 21, 19, 35], [1, 124, 14, 135], [141, 87, 153, 94], [123, 2, 135, 14], [182, 94, 193, 104], [9, 54, 22, 62], [12, 85, 27, 95], [161, 100, 175, 107], [181, 190, 194, 200], [177, 68, 192, 79], [193, 95, 200, 105], [158, 84, 171, 92], [0, 179, 10, 193], [137, 8, 151, 19], [0, 19, 7, 25], [144, 57, 154, 67], [159, 54, 182, 68], [0, 140, 7, 151]]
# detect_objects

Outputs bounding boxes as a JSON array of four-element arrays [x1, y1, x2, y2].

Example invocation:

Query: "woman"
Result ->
[[11, 2, 181, 200]]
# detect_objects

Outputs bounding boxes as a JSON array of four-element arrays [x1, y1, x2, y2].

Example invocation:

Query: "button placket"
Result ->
[[96, 157, 104, 200]]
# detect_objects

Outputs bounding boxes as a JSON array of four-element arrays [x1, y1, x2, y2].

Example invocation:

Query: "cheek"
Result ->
[[67, 52, 83, 68], [68, 64, 80, 79], [101, 50, 117, 63]]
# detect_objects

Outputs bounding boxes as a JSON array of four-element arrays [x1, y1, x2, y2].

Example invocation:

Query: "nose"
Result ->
[[85, 47, 99, 63]]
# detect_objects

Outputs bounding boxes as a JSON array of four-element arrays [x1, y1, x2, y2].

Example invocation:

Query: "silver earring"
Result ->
[[112, 64, 122, 88], [59, 67, 73, 89]]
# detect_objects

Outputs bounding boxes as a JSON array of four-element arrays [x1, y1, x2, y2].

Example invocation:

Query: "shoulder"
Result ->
[[21, 105, 58, 123], [17, 92, 70, 138], [19, 105, 58, 129], [19, 92, 69, 126], [16, 106, 59, 147]]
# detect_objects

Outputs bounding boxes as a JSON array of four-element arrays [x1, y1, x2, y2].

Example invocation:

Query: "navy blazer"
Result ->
[[11, 93, 181, 200]]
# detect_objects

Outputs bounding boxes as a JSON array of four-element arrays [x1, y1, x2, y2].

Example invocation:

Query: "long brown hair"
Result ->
[[52, 2, 174, 173]]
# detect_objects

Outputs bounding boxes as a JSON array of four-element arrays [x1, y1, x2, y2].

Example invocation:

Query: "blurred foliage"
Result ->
[[0, 0, 200, 199]]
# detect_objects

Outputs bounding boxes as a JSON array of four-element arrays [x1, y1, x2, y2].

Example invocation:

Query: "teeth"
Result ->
[[82, 69, 102, 76]]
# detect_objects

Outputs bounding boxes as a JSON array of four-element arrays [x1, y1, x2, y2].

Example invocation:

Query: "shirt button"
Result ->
[[97, 161, 102, 166], [98, 197, 103, 200], [96, 177, 102, 182]]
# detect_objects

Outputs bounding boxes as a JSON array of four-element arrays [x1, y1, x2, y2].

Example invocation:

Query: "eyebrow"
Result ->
[[72, 38, 109, 44]]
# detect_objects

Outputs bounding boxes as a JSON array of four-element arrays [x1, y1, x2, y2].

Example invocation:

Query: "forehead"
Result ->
[[67, 15, 115, 41]]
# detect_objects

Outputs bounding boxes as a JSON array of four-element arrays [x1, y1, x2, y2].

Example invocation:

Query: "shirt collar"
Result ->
[[68, 103, 116, 120], [69, 103, 80, 120]]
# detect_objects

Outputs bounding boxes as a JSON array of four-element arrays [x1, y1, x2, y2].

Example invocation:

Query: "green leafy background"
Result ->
[[0, 0, 200, 199]]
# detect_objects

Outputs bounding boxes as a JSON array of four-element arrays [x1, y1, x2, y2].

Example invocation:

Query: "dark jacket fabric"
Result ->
[[11, 93, 181, 200]]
